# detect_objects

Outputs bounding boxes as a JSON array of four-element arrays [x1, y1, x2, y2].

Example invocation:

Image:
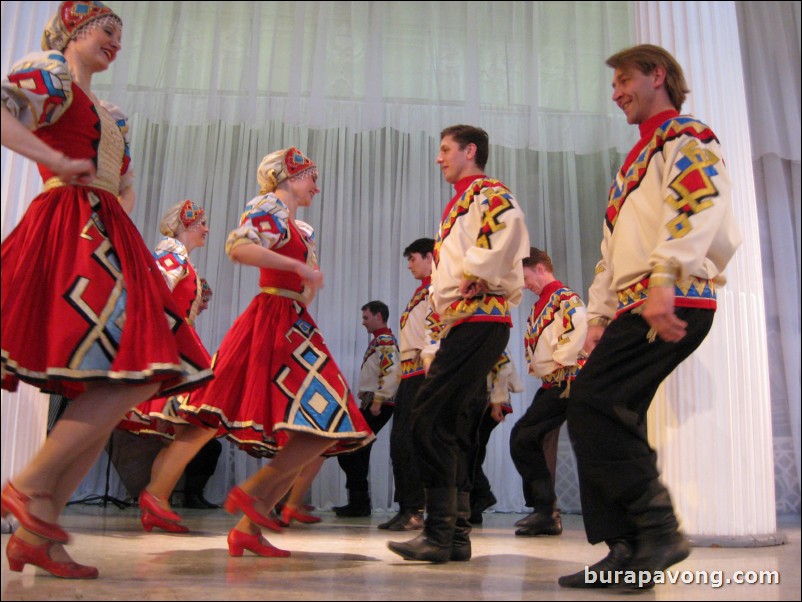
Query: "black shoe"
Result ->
[[334, 501, 371, 517], [378, 511, 405, 530], [388, 510, 424, 531], [514, 511, 562, 536], [632, 530, 690, 573], [558, 540, 634, 588], [183, 492, 221, 509]]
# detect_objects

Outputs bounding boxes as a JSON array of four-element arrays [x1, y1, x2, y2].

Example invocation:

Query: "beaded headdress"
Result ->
[[179, 200, 206, 229], [257, 147, 318, 194], [42, 1, 121, 52]]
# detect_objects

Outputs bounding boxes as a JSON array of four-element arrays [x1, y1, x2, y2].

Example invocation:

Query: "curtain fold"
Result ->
[[736, 1, 802, 514], [6, 1, 797, 517]]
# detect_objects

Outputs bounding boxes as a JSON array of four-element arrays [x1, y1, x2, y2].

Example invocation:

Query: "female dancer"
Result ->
[[118, 200, 214, 533], [180, 147, 373, 556], [0, 1, 211, 579]]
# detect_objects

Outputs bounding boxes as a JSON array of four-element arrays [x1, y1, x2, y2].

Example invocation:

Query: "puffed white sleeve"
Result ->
[[226, 195, 293, 256], [2, 51, 73, 130]]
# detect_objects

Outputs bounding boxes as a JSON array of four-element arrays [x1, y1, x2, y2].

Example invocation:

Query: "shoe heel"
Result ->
[[228, 543, 244, 557], [8, 558, 25, 572]]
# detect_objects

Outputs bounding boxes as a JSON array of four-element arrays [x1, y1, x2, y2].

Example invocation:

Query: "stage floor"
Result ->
[[2, 507, 799, 600]]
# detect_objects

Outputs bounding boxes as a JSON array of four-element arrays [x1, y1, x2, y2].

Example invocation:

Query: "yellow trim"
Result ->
[[43, 177, 119, 196], [260, 286, 305, 303]]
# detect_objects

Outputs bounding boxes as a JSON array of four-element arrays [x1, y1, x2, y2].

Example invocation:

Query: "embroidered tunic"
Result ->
[[430, 175, 530, 332], [587, 111, 742, 322], [358, 327, 401, 404], [525, 280, 587, 387]]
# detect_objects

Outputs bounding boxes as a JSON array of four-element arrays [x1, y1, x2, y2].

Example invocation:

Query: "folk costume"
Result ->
[[510, 279, 587, 534], [180, 150, 372, 458], [385, 276, 437, 526], [120, 202, 213, 438], [1, 40, 211, 399], [394, 173, 529, 561], [334, 326, 400, 516], [566, 111, 741, 549]]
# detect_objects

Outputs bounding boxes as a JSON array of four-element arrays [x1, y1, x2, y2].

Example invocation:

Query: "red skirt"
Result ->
[[1, 185, 213, 399], [180, 291, 373, 457], [120, 326, 211, 440]]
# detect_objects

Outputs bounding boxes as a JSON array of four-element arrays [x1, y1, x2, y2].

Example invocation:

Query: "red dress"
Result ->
[[1, 51, 212, 399], [180, 194, 373, 457], [119, 238, 213, 438]]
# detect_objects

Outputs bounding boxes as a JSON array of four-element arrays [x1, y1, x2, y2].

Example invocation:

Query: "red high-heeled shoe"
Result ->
[[281, 505, 322, 525], [139, 490, 183, 524], [224, 487, 283, 533], [141, 511, 190, 533], [6, 534, 98, 579], [1, 482, 70, 544], [227, 528, 290, 558]]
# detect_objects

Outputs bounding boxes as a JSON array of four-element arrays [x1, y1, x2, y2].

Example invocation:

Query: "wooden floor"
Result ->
[[1, 506, 800, 601]]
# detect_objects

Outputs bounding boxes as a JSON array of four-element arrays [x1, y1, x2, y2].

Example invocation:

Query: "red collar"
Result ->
[[441, 175, 486, 222], [532, 280, 564, 317], [622, 109, 680, 174], [372, 327, 393, 339]]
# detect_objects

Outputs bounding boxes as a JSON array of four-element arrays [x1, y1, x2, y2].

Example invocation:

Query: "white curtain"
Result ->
[[3, 1, 799, 517], [736, 1, 802, 515]]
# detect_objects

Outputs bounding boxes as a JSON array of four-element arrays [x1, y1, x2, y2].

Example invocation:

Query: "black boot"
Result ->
[[387, 488, 456, 563], [450, 491, 472, 561], [514, 509, 562, 536], [333, 489, 371, 517], [628, 483, 689, 573], [558, 539, 634, 588], [469, 490, 496, 525]]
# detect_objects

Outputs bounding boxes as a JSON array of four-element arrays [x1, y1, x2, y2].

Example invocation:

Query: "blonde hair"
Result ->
[[159, 201, 186, 238]]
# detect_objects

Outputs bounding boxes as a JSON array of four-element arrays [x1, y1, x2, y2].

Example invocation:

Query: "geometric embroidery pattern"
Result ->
[[605, 118, 718, 233], [400, 284, 428, 330], [65, 214, 127, 370], [616, 275, 717, 314], [664, 139, 720, 239], [477, 187, 515, 249], [435, 178, 512, 265], [525, 288, 582, 356], [275, 340, 353, 434], [8, 54, 70, 126]]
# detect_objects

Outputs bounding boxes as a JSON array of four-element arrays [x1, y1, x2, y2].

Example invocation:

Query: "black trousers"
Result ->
[[411, 322, 509, 490], [509, 384, 568, 511], [389, 375, 426, 509], [566, 308, 714, 544], [336, 403, 394, 493], [471, 405, 502, 499]]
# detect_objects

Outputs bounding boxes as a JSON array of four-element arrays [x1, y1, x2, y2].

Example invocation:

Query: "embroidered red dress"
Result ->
[[119, 237, 213, 438], [180, 194, 373, 457], [1, 51, 212, 399]]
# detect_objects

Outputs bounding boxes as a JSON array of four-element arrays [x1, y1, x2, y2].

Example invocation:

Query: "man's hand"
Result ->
[[459, 277, 488, 300], [583, 324, 606, 355], [490, 404, 505, 423], [642, 286, 687, 342], [369, 400, 383, 416]]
